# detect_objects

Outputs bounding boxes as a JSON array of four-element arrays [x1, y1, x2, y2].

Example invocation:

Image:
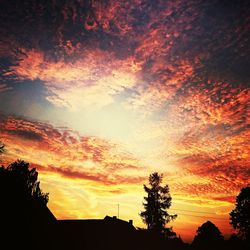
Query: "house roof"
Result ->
[[56, 216, 136, 250], [57, 215, 136, 235]]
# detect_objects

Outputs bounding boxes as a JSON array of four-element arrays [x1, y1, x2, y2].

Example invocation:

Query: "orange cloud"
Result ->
[[0, 115, 145, 187], [6, 48, 141, 110]]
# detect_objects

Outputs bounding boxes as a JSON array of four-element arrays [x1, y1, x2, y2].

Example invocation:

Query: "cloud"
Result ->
[[1, 0, 248, 196], [213, 196, 236, 204], [7, 130, 44, 142], [40, 164, 144, 185], [0, 115, 144, 187], [3, 0, 248, 114], [5, 48, 140, 110]]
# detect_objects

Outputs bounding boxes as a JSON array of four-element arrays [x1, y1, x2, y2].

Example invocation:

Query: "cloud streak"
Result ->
[[0, 115, 144, 186]]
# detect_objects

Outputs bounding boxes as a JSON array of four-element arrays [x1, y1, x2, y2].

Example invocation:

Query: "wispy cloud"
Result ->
[[0, 115, 144, 186]]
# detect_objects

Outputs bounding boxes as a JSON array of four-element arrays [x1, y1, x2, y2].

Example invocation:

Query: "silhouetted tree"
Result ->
[[230, 185, 250, 242], [192, 221, 224, 249], [140, 172, 177, 234], [0, 160, 51, 250], [0, 160, 49, 205]]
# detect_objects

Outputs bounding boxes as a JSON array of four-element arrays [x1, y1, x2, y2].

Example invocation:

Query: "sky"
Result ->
[[0, 0, 249, 242]]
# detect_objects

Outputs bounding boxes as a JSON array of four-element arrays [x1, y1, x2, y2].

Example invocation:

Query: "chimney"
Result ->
[[129, 219, 133, 225], [113, 216, 117, 219]]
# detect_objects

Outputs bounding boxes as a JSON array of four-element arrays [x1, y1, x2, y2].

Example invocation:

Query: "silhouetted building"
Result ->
[[57, 216, 136, 250], [0, 200, 56, 250]]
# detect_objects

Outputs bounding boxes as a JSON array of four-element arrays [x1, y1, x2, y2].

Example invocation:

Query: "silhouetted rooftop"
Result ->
[[57, 216, 136, 250], [58, 215, 135, 232]]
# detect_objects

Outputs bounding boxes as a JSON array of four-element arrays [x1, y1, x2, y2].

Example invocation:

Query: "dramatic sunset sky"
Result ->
[[0, 0, 249, 242]]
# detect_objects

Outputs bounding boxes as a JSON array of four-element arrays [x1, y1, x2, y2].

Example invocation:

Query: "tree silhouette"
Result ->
[[140, 172, 177, 234], [0, 160, 48, 205], [192, 221, 224, 249], [0, 160, 51, 250], [230, 185, 250, 242]]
